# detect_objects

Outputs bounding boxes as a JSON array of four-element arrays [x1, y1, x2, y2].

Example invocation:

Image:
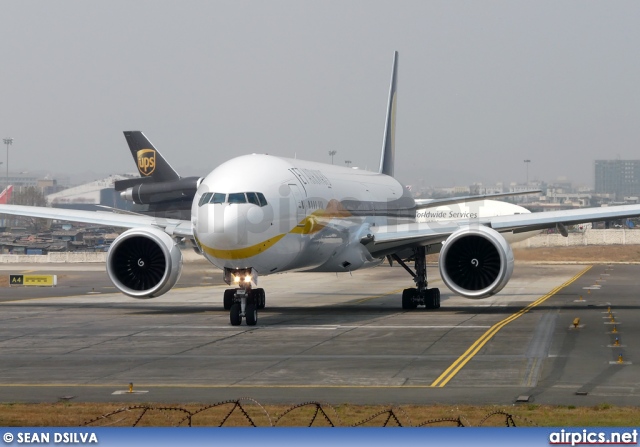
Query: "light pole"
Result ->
[[3, 138, 12, 203], [524, 159, 531, 185], [345, 160, 352, 168], [328, 150, 337, 165]]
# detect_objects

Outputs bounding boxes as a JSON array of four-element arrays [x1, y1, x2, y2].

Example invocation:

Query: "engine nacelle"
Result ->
[[120, 177, 201, 205], [106, 227, 183, 299], [438, 226, 514, 299]]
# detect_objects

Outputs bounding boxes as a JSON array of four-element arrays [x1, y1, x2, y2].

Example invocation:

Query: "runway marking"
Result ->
[[0, 383, 476, 389], [430, 265, 593, 388], [138, 324, 491, 330]]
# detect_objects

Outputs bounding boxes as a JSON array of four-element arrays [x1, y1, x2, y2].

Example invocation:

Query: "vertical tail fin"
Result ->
[[0, 185, 13, 204], [123, 131, 181, 182], [379, 51, 398, 177]]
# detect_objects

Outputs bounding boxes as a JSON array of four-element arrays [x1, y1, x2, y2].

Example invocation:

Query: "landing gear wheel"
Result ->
[[256, 288, 266, 309], [402, 288, 418, 309], [245, 301, 258, 326], [230, 302, 242, 326], [424, 288, 441, 310], [223, 289, 235, 310], [433, 288, 441, 309]]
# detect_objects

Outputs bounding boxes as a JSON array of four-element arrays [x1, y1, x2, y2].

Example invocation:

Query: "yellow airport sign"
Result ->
[[9, 274, 57, 287]]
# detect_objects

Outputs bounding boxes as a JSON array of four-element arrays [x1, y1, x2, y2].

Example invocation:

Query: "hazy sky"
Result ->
[[2, 1, 639, 188]]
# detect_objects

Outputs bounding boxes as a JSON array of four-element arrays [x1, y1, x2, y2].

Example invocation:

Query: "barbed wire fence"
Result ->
[[81, 399, 537, 427]]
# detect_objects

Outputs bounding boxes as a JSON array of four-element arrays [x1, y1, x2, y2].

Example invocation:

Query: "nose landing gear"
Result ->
[[226, 287, 265, 326], [223, 267, 265, 326]]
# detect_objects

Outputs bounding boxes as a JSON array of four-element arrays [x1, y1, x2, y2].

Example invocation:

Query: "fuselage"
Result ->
[[192, 154, 414, 274], [192, 154, 537, 276]]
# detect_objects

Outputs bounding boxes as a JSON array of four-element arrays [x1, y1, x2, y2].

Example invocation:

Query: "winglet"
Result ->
[[379, 51, 398, 177], [123, 131, 181, 182]]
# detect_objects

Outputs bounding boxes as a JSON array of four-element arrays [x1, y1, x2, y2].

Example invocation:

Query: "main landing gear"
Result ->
[[392, 245, 441, 310], [223, 287, 266, 326]]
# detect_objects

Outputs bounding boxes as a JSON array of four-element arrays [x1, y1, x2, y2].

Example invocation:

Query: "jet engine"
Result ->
[[119, 177, 202, 205], [106, 227, 183, 298], [438, 226, 513, 299]]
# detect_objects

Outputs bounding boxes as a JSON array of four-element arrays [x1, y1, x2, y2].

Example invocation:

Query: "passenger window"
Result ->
[[211, 193, 226, 204], [246, 192, 260, 206], [198, 192, 213, 207], [228, 193, 247, 204], [256, 192, 268, 207]]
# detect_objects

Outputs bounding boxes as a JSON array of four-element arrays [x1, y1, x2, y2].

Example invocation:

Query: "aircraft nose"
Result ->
[[197, 203, 249, 250]]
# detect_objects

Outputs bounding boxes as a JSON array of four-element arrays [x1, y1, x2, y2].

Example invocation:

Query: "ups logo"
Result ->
[[137, 149, 156, 176]]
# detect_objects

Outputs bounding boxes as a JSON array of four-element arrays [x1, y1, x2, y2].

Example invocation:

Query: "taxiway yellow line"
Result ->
[[430, 265, 592, 388]]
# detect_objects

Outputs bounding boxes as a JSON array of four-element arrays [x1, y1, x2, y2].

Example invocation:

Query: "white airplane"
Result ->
[[3, 51, 640, 327]]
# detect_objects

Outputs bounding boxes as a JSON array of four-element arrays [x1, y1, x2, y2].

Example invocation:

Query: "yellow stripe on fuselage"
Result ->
[[198, 233, 286, 260], [198, 208, 351, 260]]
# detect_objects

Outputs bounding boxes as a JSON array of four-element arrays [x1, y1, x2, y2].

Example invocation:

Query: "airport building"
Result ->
[[46, 174, 134, 211], [0, 173, 38, 190], [595, 160, 640, 201]]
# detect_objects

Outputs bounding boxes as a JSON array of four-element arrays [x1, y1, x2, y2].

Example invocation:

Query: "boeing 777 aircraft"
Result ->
[[3, 52, 640, 327]]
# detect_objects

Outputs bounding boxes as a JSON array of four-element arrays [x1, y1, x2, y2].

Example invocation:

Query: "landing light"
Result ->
[[233, 275, 241, 283], [244, 275, 251, 283]]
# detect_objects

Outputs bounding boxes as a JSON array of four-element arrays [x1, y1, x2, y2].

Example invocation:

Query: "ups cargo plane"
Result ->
[[3, 52, 640, 326]]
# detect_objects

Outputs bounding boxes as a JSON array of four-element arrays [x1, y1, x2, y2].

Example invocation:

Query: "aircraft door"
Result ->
[[288, 183, 306, 226]]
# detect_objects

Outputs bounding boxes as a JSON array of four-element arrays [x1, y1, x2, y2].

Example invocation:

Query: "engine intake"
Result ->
[[106, 227, 183, 298], [438, 226, 513, 299]]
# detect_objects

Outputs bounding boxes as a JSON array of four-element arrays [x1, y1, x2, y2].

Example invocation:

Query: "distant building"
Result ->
[[46, 174, 133, 211], [2, 173, 38, 190], [595, 160, 640, 201]]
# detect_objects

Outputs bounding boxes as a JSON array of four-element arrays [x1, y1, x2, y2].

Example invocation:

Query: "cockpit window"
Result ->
[[228, 193, 247, 204], [200, 191, 268, 206], [246, 192, 260, 206], [198, 192, 213, 207], [211, 193, 226, 204]]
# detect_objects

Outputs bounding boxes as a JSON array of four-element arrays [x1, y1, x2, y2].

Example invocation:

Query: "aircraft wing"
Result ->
[[489, 204, 640, 234], [363, 204, 640, 258], [0, 204, 193, 238], [413, 190, 541, 209]]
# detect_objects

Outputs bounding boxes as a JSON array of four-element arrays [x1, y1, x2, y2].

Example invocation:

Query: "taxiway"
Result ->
[[0, 261, 638, 406]]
